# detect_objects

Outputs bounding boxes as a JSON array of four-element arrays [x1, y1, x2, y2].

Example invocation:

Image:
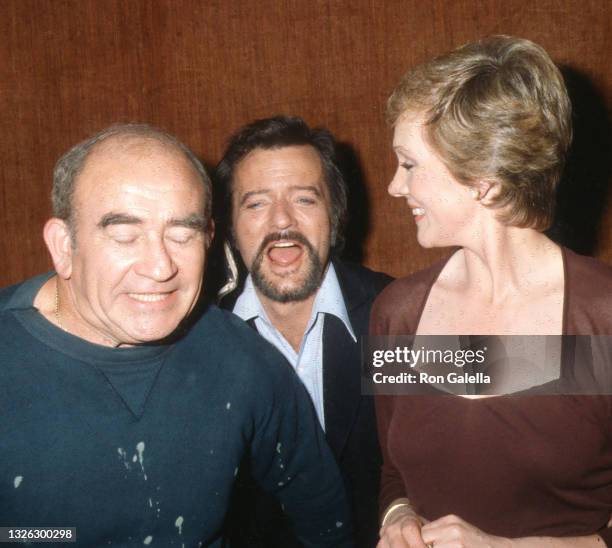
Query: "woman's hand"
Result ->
[[421, 515, 509, 548], [377, 505, 429, 548], [382, 511, 605, 548]]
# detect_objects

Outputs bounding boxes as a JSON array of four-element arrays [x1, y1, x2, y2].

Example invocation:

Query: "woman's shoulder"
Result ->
[[565, 247, 612, 285], [371, 254, 452, 335], [375, 258, 448, 305], [564, 247, 612, 335]]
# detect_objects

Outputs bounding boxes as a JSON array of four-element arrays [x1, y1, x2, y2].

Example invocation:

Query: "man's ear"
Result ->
[[43, 218, 74, 279]]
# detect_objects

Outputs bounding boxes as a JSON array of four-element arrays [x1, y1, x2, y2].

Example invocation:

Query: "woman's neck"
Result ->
[[456, 225, 561, 305]]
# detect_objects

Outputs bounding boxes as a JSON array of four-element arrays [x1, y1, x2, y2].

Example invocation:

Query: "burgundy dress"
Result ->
[[372, 248, 612, 543]]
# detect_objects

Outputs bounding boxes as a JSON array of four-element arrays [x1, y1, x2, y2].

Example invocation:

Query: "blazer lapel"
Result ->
[[322, 261, 370, 460], [323, 314, 361, 459]]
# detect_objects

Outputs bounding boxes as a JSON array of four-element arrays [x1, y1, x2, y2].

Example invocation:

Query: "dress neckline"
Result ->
[[412, 245, 569, 337]]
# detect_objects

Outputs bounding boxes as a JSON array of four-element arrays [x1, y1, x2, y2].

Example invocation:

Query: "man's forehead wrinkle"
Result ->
[[240, 145, 322, 170], [73, 159, 206, 228], [236, 166, 324, 191], [77, 151, 200, 197], [253, 157, 322, 175], [80, 136, 186, 182]]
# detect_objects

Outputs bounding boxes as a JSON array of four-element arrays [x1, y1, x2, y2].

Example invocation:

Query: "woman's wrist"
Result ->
[[381, 498, 416, 527]]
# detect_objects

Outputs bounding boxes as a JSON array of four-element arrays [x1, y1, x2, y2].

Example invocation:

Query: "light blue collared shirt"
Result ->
[[233, 263, 355, 430]]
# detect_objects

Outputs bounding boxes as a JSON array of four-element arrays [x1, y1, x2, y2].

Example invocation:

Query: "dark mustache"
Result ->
[[256, 231, 312, 255]]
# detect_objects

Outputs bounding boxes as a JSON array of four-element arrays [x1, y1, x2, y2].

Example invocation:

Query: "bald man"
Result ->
[[0, 124, 352, 548]]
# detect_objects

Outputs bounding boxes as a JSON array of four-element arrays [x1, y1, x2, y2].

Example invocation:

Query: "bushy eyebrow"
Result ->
[[98, 213, 141, 228], [239, 185, 322, 207], [168, 213, 207, 232], [98, 212, 206, 231], [239, 190, 269, 207], [292, 185, 321, 196]]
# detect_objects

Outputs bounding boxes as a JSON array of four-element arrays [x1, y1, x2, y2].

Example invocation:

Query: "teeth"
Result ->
[[272, 242, 296, 248], [412, 208, 425, 216], [129, 293, 169, 303]]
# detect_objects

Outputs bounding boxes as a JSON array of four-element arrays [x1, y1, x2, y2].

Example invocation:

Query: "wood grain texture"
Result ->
[[0, 0, 609, 286]]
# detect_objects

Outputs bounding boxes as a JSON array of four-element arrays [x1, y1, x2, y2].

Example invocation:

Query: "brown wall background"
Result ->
[[1, 0, 610, 288]]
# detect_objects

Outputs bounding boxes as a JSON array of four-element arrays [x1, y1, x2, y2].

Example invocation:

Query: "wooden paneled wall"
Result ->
[[1, 0, 610, 287]]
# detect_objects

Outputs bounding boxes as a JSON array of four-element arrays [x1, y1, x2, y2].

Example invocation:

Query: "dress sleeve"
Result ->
[[248, 360, 354, 548], [370, 294, 408, 517], [375, 394, 407, 516], [600, 392, 612, 547]]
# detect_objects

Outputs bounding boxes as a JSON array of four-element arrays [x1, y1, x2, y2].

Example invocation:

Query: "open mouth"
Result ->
[[411, 207, 425, 221], [266, 240, 304, 266]]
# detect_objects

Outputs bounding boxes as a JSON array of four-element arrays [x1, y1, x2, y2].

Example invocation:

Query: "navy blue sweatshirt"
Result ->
[[0, 274, 352, 547]]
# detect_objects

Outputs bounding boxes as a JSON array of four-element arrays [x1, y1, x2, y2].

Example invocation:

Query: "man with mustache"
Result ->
[[215, 116, 392, 547]]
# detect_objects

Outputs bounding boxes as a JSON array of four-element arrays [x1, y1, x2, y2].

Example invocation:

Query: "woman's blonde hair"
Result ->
[[387, 35, 572, 230]]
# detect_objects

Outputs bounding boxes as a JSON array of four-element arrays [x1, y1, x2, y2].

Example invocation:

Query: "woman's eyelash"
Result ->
[[401, 162, 414, 171]]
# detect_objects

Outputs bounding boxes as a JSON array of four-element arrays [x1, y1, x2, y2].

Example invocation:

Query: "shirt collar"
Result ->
[[232, 275, 268, 323], [232, 263, 356, 342]]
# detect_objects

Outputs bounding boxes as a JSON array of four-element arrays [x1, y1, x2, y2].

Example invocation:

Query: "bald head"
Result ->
[[52, 124, 212, 238]]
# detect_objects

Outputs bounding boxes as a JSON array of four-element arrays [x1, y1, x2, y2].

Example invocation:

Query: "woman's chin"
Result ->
[[416, 227, 464, 249], [416, 233, 441, 249]]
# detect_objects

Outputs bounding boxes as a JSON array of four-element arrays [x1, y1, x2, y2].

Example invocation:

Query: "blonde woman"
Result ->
[[373, 36, 612, 548]]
